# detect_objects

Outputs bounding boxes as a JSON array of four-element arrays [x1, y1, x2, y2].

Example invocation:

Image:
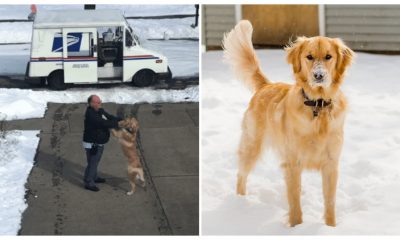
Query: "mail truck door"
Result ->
[[62, 28, 97, 83]]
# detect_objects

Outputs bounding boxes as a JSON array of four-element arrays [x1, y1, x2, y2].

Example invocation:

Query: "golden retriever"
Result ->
[[111, 117, 145, 195], [222, 20, 354, 227]]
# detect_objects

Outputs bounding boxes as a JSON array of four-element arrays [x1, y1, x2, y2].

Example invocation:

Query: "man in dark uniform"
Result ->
[[82, 95, 121, 192]]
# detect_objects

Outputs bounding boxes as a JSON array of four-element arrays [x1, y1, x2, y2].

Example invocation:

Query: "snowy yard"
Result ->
[[0, 131, 39, 235], [0, 86, 198, 121], [201, 49, 400, 234], [0, 4, 198, 235]]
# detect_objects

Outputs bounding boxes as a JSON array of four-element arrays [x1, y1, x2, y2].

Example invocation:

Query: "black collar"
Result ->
[[301, 89, 331, 117]]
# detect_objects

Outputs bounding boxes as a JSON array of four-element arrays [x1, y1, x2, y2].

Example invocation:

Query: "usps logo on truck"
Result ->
[[52, 33, 82, 52]]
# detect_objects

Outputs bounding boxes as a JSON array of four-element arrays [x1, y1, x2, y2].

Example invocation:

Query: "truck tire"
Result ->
[[48, 71, 66, 90], [132, 70, 155, 87]]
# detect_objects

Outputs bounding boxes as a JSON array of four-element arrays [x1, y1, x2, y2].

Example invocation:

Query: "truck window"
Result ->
[[125, 29, 134, 47]]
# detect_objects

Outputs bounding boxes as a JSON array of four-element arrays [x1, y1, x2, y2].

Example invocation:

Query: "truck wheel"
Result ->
[[133, 70, 155, 87], [48, 71, 66, 90]]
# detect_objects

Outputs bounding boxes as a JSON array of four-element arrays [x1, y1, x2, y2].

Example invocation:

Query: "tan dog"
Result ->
[[111, 117, 145, 195], [223, 20, 354, 227]]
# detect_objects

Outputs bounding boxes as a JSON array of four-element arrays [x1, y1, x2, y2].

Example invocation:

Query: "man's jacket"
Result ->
[[83, 107, 120, 144]]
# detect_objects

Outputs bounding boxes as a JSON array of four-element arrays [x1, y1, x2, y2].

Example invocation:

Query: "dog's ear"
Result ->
[[285, 36, 307, 73], [333, 38, 354, 77]]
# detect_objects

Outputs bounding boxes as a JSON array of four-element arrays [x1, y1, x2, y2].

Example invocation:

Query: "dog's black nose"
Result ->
[[314, 73, 324, 81]]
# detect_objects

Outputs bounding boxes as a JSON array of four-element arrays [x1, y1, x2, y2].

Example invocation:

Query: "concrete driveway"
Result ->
[[6, 102, 198, 235]]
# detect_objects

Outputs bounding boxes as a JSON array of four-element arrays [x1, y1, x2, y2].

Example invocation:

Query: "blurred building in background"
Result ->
[[202, 5, 400, 52]]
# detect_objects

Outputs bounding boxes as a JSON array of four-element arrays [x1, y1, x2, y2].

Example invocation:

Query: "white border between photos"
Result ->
[[198, 3, 203, 239]]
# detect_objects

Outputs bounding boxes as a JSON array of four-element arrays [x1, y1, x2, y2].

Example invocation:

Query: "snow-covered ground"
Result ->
[[0, 131, 40, 235], [201, 49, 400, 234], [0, 44, 29, 76], [0, 86, 198, 120], [143, 40, 198, 77]]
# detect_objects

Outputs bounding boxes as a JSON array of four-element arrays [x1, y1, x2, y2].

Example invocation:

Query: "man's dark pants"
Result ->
[[84, 145, 104, 187]]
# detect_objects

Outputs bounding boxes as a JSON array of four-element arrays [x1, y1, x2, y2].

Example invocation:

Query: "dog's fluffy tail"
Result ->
[[222, 20, 269, 92]]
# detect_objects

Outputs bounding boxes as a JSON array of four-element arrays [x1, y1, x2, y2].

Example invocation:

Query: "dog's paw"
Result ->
[[325, 216, 336, 227], [288, 213, 303, 227], [288, 219, 303, 227], [126, 191, 134, 196]]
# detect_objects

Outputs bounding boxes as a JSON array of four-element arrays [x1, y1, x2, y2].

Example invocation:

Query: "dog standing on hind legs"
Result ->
[[222, 20, 354, 227], [111, 117, 146, 195]]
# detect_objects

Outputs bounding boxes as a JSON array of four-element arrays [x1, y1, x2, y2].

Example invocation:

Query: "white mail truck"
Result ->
[[25, 9, 172, 90]]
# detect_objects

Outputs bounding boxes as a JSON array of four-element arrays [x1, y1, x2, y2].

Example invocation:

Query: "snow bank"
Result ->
[[0, 85, 198, 120], [202, 49, 400, 234], [0, 44, 30, 75], [0, 131, 40, 235], [142, 40, 199, 77], [0, 22, 32, 44], [129, 18, 198, 40]]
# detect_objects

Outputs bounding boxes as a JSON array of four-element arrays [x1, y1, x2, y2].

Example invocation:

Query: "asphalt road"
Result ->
[[5, 102, 199, 235]]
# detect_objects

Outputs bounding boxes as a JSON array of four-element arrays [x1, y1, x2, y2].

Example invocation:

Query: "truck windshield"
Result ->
[[125, 29, 136, 47], [123, 17, 139, 46], [133, 32, 140, 45]]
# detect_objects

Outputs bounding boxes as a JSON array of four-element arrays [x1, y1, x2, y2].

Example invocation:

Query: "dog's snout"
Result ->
[[314, 72, 324, 81], [312, 62, 327, 82]]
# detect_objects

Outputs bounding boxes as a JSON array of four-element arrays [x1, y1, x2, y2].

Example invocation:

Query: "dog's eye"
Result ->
[[325, 54, 332, 60], [306, 55, 313, 60]]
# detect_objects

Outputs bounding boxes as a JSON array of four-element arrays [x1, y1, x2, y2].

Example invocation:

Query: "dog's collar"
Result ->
[[301, 89, 331, 117]]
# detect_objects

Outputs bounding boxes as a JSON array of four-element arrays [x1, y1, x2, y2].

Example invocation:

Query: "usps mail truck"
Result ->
[[25, 9, 172, 90]]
